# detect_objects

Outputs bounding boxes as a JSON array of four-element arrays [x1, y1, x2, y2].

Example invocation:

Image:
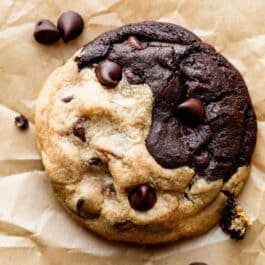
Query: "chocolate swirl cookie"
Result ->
[[35, 22, 257, 244]]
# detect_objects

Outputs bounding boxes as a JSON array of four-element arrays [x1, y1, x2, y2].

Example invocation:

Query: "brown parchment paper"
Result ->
[[0, 0, 265, 264]]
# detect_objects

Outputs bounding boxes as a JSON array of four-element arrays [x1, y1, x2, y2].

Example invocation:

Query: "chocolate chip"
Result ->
[[61, 95, 73, 102], [176, 98, 204, 126], [114, 221, 134, 231], [128, 184, 157, 211], [76, 198, 99, 219], [88, 157, 102, 166], [14, 114, 29, 130], [189, 263, 208, 265], [181, 125, 196, 136], [73, 118, 86, 142], [95, 61, 122, 88], [34, 19, 60, 45], [76, 198, 85, 212], [57, 11, 84, 42], [127, 36, 143, 49]]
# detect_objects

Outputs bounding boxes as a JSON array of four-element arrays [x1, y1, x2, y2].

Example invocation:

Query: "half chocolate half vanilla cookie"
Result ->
[[35, 21, 257, 244]]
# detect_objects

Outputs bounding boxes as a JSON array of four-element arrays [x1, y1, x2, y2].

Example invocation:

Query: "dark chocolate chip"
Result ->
[[189, 263, 208, 265], [34, 19, 60, 45], [76, 198, 99, 219], [73, 118, 86, 142], [14, 114, 29, 130], [57, 11, 84, 42], [88, 157, 102, 166], [128, 184, 157, 211], [95, 61, 122, 88], [176, 98, 204, 126], [127, 36, 143, 49], [61, 95, 73, 102], [114, 221, 134, 231]]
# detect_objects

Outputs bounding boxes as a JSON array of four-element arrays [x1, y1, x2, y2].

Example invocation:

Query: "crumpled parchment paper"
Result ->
[[0, 0, 265, 264]]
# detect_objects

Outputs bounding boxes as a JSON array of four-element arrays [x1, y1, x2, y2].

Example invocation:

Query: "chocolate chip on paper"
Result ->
[[34, 19, 60, 45], [57, 11, 84, 42]]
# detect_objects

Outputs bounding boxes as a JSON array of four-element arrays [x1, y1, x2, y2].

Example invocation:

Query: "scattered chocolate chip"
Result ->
[[95, 61, 122, 88], [61, 95, 73, 102], [34, 19, 60, 45], [14, 114, 29, 130], [88, 157, 101, 166], [176, 98, 204, 126], [193, 153, 210, 169], [76, 198, 99, 219], [189, 263, 208, 265], [57, 11, 84, 42], [128, 184, 157, 211], [127, 36, 143, 49], [114, 221, 134, 231], [73, 118, 86, 142]]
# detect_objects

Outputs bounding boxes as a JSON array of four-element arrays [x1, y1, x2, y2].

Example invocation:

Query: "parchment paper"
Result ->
[[0, 0, 265, 264]]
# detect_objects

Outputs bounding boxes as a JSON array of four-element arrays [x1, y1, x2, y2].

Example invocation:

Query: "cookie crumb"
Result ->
[[220, 192, 250, 240]]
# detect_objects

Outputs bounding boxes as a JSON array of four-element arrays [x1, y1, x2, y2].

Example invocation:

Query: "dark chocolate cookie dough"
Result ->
[[77, 21, 257, 181]]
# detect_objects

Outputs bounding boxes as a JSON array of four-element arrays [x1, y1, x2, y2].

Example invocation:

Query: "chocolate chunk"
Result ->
[[57, 11, 84, 42], [34, 19, 60, 45], [88, 157, 102, 166], [128, 184, 157, 211], [61, 95, 73, 102], [95, 61, 122, 88], [76, 198, 99, 219], [127, 36, 143, 49], [14, 114, 29, 130], [73, 118, 86, 142], [176, 98, 204, 126], [114, 221, 134, 231]]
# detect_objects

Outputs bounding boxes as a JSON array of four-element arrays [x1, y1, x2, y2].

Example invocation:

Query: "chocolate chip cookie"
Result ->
[[35, 21, 257, 244]]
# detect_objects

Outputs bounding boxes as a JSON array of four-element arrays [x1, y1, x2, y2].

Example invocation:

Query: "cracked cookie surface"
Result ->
[[35, 22, 257, 244]]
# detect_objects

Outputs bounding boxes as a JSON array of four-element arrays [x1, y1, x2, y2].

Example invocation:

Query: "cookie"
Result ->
[[35, 21, 257, 244]]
